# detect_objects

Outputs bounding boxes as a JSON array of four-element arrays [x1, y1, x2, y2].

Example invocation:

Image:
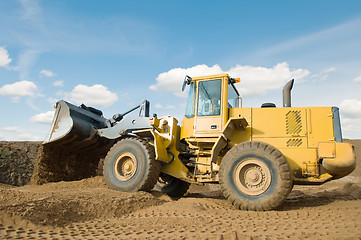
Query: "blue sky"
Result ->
[[0, 0, 361, 140]]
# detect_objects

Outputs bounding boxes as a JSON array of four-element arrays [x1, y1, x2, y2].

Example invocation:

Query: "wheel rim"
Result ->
[[113, 152, 137, 181], [234, 159, 271, 196]]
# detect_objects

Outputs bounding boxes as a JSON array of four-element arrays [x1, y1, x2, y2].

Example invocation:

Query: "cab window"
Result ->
[[185, 82, 195, 118], [197, 79, 222, 116], [228, 83, 239, 108]]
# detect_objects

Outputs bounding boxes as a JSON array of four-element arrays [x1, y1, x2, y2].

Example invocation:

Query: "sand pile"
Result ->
[[31, 145, 106, 185], [0, 177, 167, 227]]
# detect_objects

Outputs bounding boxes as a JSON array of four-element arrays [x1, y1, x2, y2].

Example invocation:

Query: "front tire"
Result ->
[[219, 141, 293, 211], [103, 137, 161, 192]]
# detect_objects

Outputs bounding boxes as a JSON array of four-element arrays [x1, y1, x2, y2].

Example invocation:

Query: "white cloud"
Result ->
[[40, 69, 56, 77], [154, 103, 175, 109], [19, 50, 41, 81], [252, 18, 361, 60], [324, 67, 336, 73], [47, 97, 59, 105], [149, 64, 223, 96], [354, 74, 361, 83], [67, 84, 118, 107], [0, 46, 12, 68], [341, 118, 361, 133], [2, 126, 25, 133], [151, 62, 310, 97], [339, 99, 361, 119], [178, 103, 187, 108], [0, 80, 37, 102], [53, 80, 64, 86], [20, 0, 42, 23], [17, 133, 42, 141], [56, 90, 65, 96], [0, 126, 43, 141], [310, 67, 336, 82], [228, 62, 309, 97], [30, 110, 55, 124], [339, 99, 361, 138]]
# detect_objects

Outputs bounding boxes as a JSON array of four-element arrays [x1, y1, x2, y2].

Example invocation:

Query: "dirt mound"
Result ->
[[2, 179, 361, 239], [0, 177, 167, 227], [0, 141, 40, 186], [31, 144, 105, 185]]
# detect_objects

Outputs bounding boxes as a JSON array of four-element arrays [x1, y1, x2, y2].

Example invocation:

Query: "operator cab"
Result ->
[[181, 74, 240, 139]]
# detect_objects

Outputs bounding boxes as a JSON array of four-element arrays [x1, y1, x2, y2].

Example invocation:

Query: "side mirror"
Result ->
[[182, 75, 192, 91]]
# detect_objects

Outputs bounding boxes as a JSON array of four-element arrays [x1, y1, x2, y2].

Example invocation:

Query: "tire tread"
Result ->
[[219, 141, 293, 211], [103, 136, 161, 192]]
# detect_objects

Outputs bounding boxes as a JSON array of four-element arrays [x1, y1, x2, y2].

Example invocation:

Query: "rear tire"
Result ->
[[154, 173, 190, 198], [103, 137, 161, 192], [219, 141, 293, 211]]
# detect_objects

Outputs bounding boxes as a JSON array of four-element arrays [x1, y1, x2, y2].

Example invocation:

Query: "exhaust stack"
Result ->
[[283, 79, 294, 107]]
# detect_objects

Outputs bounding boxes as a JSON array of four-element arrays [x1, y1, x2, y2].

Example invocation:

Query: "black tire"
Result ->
[[103, 137, 161, 192], [154, 173, 191, 198], [219, 141, 293, 211]]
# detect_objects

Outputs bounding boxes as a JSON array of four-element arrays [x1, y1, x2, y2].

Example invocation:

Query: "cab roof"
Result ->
[[191, 73, 229, 81]]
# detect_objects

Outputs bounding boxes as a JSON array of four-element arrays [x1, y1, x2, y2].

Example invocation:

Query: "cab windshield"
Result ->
[[197, 79, 222, 116]]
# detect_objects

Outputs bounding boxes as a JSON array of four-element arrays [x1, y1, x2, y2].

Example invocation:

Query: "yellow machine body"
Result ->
[[40, 73, 356, 210], [148, 74, 355, 184]]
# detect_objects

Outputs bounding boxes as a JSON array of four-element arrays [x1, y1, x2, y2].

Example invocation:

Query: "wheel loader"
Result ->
[[35, 73, 356, 211]]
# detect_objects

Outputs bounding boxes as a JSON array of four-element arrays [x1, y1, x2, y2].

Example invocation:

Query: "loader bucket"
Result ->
[[32, 100, 114, 184], [43, 100, 110, 149]]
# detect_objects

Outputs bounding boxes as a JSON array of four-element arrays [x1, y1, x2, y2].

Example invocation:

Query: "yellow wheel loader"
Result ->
[[35, 73, 356, 211]]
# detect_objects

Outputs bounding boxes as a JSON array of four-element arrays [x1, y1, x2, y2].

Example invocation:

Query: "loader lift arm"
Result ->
[[111, 100, 150, 124], [97, 100, 152, 139]]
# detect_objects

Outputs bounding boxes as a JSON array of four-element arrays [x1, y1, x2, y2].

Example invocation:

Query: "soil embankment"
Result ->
[[0, 141, 40, 186]]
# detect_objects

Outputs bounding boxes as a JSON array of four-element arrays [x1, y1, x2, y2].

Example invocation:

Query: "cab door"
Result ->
[[194, 79, 223, 137]]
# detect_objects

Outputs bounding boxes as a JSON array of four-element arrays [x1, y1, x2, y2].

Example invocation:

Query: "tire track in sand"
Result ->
[[1, 180, 361, 239]]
